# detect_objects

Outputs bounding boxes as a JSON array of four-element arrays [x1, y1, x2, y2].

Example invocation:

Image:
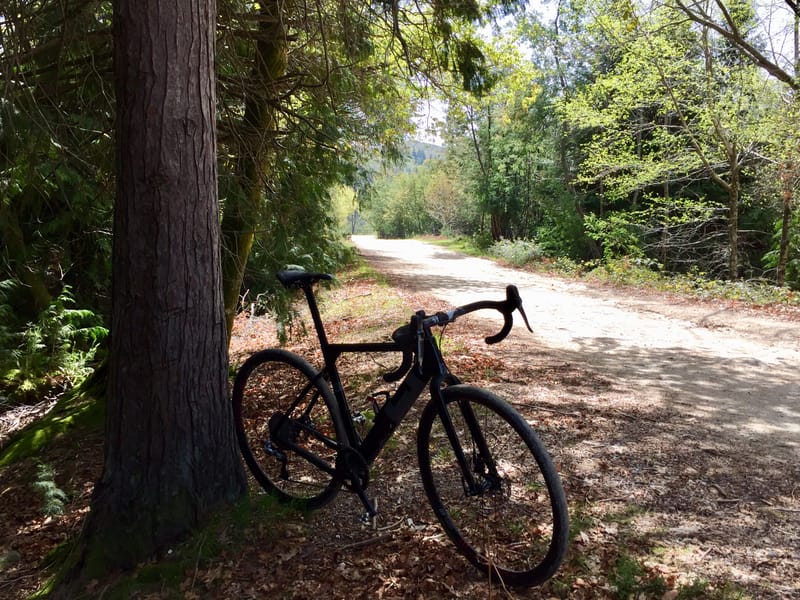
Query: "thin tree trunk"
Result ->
[[56, 0, 245, 590], [0, 203, 52, 314], [727, 185, 740, 278], [220, 0, 287, 339], [778, 161, 794, 286], [726, 156, 741, 279]]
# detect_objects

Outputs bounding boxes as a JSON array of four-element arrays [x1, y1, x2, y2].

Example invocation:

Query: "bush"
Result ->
[[584, 213, 644, 261], [489, 239, 544, 266], [588, 257, 663, 287], [471, 230, 494, 251]]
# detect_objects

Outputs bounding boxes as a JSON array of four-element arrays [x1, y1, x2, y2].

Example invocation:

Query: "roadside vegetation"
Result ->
[[429, 236, 800, 309]]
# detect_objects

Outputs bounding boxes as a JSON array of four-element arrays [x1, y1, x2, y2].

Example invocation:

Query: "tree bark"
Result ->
[[57, 0, 245, 589]]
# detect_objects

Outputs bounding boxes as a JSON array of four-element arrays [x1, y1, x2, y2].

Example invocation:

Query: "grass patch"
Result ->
[[606, 503, 648, 526], [419, 235, 485, 257], [611, 553, 668, 599], [317, 256, 407, 328]]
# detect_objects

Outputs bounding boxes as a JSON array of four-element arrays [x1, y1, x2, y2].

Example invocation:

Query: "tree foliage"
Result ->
[[1, 0, 512, 395], [3, 0, 800, 412], [558, 3, 781, 277], [385, 0, 800, 285]]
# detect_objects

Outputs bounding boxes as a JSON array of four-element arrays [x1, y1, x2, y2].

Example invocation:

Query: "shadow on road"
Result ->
[[567, 336, 798, 443]]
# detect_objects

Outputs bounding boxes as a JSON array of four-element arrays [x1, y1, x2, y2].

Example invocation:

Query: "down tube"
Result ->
[[359, 369, 428, 464]]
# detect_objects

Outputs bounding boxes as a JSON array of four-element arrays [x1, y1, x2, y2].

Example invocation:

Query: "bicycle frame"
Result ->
[[298, 282, 498, 507], [300, 283, 430, 460]]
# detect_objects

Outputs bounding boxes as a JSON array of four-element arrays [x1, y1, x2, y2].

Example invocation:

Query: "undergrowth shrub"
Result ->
[[585, 261, 799, 306], [588, 258, 663, 287], [32, 463, 68, 516], [471, 230, 494, 251], [489, 239, 544, 266], [550, 256, 583, 277]]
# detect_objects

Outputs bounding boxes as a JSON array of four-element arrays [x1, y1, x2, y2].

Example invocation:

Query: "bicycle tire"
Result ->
[[232, 349, 345, 510], [417, 384, 569, 587]]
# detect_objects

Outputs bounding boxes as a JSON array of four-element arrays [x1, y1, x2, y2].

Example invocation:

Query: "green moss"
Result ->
[[0, 387, 104, 467]]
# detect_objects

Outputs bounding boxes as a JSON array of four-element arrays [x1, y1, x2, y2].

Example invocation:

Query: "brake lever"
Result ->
[[414, 311, 425, 369], [506, 285, 533, 333]]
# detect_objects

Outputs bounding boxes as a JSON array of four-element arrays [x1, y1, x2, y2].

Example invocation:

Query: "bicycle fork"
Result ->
[[434, 391, 502, 497]]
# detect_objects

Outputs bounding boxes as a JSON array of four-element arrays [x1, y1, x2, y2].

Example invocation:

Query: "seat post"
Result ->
[[301, 283, 330, 351]]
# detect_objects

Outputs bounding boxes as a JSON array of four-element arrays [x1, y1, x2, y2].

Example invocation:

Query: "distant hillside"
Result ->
[[407, 139, 445, 166]]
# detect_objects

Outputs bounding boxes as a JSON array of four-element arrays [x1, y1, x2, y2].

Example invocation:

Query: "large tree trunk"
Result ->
[[56, 0, 245, 590]]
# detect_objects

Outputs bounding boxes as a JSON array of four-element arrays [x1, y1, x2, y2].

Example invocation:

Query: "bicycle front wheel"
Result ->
[[232, 349, 345, 510], [417, 385, 569, 588]]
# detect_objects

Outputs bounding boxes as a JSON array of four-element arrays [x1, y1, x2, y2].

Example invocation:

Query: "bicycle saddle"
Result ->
[[276, 270, 333, 288]]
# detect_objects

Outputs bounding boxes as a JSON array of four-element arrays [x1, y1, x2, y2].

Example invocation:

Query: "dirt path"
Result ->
[[352, 235, 800, 453]]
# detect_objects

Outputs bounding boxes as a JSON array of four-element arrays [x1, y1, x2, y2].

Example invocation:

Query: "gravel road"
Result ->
[[351, 235, 800, 453]]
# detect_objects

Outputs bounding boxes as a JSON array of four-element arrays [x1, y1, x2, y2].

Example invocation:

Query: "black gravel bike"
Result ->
[[232, 270, 569, 587]]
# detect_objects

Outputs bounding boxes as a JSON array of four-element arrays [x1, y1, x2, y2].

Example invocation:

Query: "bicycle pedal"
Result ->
[[358, 498, 379, 528]]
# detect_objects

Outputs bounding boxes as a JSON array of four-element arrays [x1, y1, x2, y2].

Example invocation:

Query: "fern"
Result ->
[[0, 282, 108, 403], [32, 463, 69, 516]]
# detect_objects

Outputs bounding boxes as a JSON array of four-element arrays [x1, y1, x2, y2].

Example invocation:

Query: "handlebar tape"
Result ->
[[485, 313, 513, 345], [383, 349, 413, 382]]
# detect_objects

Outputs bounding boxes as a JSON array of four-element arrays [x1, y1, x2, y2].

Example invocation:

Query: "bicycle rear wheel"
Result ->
[[232, 349, 345, 510], [417, 385, 569, 587]]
